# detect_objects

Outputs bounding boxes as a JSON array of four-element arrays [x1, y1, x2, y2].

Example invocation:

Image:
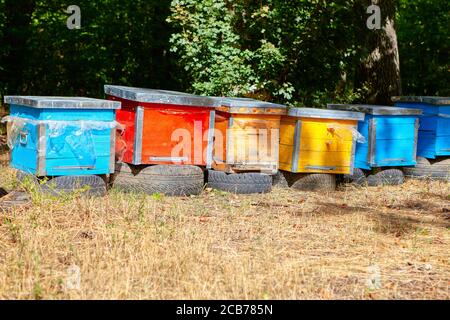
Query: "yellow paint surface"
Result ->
[[279, 116, 358, 174]]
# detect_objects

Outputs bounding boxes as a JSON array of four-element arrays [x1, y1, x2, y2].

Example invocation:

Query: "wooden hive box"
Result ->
[[327, 104, 422, 170], [212, 98, 287, 174], [3, 96, 120, 176], [279, 108, 364, 174], [105, 85, 219, 167], [392, 96, 450, 159]]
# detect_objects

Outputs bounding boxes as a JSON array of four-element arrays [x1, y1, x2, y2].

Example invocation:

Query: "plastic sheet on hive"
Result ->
[[438, 113, 450, 119], [2, 116, 120, 167]]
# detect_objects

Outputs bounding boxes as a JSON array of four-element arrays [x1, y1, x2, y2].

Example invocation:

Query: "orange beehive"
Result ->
[[212, 98, 287, 174], [105, 85, 219, 167]]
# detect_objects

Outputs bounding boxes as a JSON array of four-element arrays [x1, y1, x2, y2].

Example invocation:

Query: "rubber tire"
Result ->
[[41, 175, 107, 197], [16, 170, 39, 185], [403, 157, 450, 181], [367, 169, 404, 186], [207, 170, 272, 194], [112, 163, 204, 196], [16, 170, 107, 197], [342, 168, 367, 186], [272, 171, 289, 188], [290, 173, 336, 192]]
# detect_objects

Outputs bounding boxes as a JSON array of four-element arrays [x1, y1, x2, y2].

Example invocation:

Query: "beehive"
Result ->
[[279, 108, 364, 174], [392, 96, 450, 159], [327, 104, 422, 170], [3, 96, 120, 176], [105, 85, 219, 167], [212, 98, 286, 174]]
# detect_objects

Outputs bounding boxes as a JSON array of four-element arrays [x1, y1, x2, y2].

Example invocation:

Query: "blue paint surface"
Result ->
[[354, 114, 418, 170], [10, 121, 39, 173], [10, 104, 115, 121], [394, 102, 450, 158], [9, 105, 115, 176]]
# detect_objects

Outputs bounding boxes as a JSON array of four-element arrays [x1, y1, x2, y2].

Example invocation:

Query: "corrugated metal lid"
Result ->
[[392, 96, 450, 105], [288, 107, 364, 121], [4, 96, 120, 109], [104, 85, 220, 107], [327, 104, 422, 115]]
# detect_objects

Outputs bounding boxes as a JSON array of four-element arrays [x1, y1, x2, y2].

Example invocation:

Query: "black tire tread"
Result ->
[[40, 175, 107, 197], [403, 157, 450, 181], [290, 173, 336, 192], [367, 169, 404, 186], [272, 171, 289, 188], [342, 168, 367, 186], [207, 170, 272, 194], [112, 163, 204, 196], [16, 170, 107, 197], [432, 158, 450, 166], [16, 170, 39, 185]]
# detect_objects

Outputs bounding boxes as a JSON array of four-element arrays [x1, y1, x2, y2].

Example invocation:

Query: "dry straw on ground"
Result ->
[[0, 166, 448, 300]]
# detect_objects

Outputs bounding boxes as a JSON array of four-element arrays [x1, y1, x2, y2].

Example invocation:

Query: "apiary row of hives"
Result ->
[[2, 88, 448, 195]]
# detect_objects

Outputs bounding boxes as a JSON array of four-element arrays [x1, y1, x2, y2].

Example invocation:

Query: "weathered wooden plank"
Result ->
[[216, 113, 281, 173]]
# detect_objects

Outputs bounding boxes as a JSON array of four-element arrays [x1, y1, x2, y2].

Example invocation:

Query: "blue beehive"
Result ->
[[327, 104, 422, 170], [392, 96, 450, 159], [3, 96, 121, 176]]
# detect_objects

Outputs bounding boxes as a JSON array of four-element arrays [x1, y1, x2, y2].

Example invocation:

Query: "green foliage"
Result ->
[[397, 0, 449, 96], [0, 1, 175, 98], [0, 0, 448, 106], [168, 0, 370, 106], [249, 0, 368, 106], [168, 0, 448, 105], [0, 0, 4, 46], [0, 0, 4, 90], [167, 0, 297, 101], [167, 0, 256, 97]]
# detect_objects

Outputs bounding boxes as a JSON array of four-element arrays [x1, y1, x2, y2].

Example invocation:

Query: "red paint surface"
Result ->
[[141, 105, 211, 165], [108, 95, 213, 165], [107, 95, 138, 164]]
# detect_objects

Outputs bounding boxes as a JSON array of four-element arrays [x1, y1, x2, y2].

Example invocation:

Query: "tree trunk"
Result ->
[[357, 0, 402, 105]]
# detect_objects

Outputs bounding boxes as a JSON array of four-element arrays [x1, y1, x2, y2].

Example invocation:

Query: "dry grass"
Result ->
[[0, 166, 449, 300]]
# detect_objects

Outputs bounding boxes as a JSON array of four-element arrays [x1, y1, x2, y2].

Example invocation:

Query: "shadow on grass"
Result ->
[[314, 201, 449, 237], [417, 192, 450, 202], [369, 212, 448, 236]]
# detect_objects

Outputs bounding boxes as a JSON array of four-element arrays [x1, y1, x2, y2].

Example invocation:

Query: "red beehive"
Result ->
[[105, 85, 219, 167]]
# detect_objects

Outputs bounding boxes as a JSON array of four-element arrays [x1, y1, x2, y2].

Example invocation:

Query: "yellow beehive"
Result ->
[[279, 108, 364, 174]]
